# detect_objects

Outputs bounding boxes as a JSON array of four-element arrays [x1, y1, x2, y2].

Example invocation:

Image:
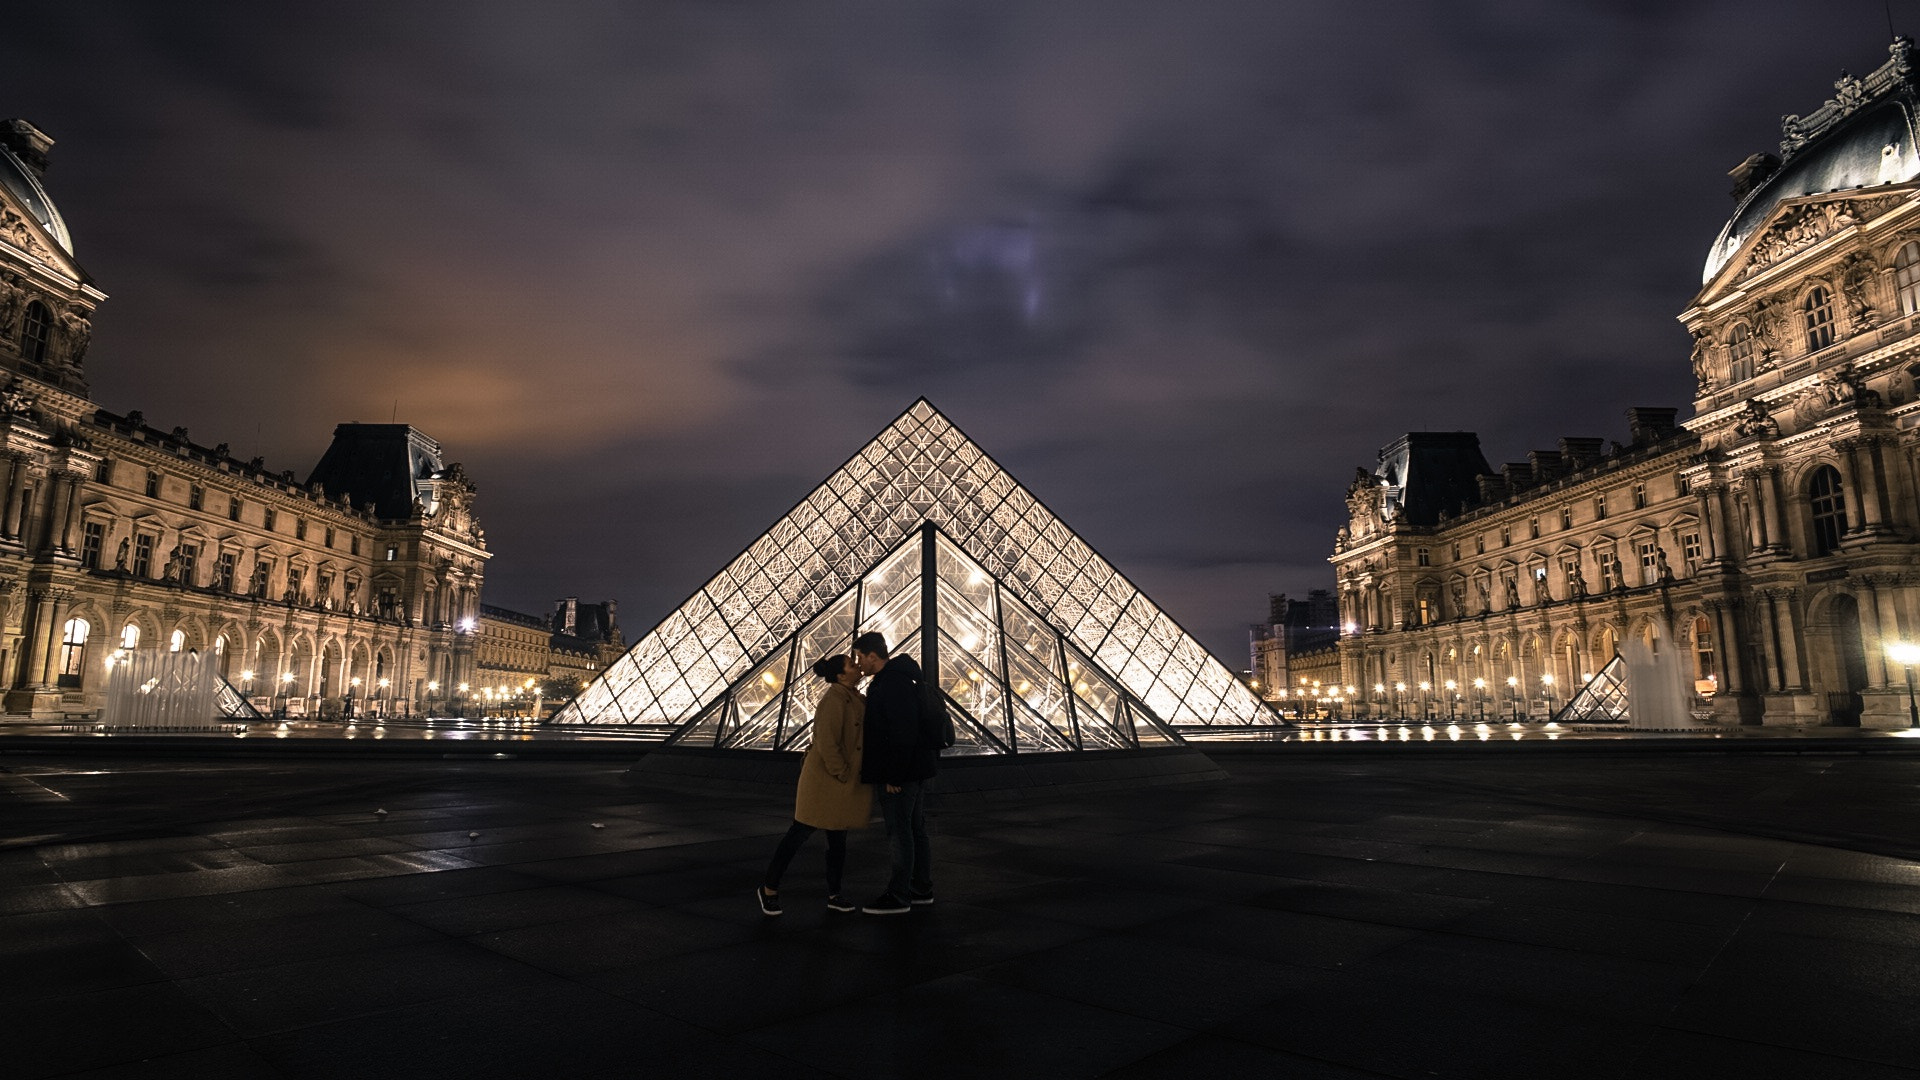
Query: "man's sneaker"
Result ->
[[862, 892, 911, 915], [826, 895, 856, 913], [907, 889, 935, 907], [756, 887, 782, 916]]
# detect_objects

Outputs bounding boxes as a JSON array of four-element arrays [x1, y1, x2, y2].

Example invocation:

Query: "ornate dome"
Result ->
[[0, 138, 71, 257], [1702, 42, 1920, 285]]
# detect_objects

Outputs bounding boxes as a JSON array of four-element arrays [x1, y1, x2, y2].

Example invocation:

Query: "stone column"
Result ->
[[1709, 601, 1742, 695], [1760, 467, 1788, 552], [1776, 589, 1807, 692], [1859, 438, 1892, 532], [2, 458, 30, 540], [28, 589, 69, 688], [1862, 576, 1893, 688], [1699, 484, 1727, 563], [44, 475, 72, 554], [1835, 442, 1868, 533], [57, 475, 81, 553], [1740, 476, 1767, 553]]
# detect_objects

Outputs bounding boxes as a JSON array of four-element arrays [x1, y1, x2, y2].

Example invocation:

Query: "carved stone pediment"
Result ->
[[1735, 193, 1907, 283]]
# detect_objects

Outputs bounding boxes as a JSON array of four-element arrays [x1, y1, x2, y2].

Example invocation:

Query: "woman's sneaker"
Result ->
[[907, 888, 934, 907], [861, 892, 911, 915], [826, 895, 856, 913], [756, 887, 782, 916]]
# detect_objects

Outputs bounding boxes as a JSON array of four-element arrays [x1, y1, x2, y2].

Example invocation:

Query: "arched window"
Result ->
[[1897, 241, 1920, 316], [1804, 286, 1836, 351], [120, 624, 140, 649], [20, 300, 50, 364], [1809, 465, 1847, 555], [1726, 323, 1755, 383], [168, 629, 186, 653], [59, 618, 90, 685]]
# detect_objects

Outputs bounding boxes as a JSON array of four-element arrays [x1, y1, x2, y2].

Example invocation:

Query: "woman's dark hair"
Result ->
[[811, 654, 848, 682]]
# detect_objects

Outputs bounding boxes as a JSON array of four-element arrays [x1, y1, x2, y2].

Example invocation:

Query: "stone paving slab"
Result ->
[[1, 751, 1918, 1078]]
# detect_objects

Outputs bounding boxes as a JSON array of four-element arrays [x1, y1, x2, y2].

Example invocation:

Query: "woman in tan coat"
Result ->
[[757, 654, 873, 915]]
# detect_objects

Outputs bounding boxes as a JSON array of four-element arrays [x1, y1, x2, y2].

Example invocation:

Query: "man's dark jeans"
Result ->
[[878, 780, 931, 897]]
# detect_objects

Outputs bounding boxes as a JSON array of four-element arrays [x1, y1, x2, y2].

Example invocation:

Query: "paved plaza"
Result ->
[[3, 744, 1919, 1079]]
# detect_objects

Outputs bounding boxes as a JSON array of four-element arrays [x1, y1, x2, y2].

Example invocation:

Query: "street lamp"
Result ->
[[1393, 682, 1407, 721], [1444, 679, 1458, 722], [1372, 683, 1385, 720], [347, 676, 361, 719], [1541, 673, 1556, 717], [1506, 675, 1519, 721], [1472, 677, 1487, 721], [1885, 642, 1920, 727], [377, 676, 390, 719], [1418, 681, 1431, 722], [277, 671, 295, 718]]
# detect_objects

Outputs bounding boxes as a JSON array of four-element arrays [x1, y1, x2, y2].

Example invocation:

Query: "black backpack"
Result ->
[[913, 673, 957, 749]]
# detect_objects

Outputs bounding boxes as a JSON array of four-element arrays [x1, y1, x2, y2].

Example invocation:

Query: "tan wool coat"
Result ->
[[794, 682, 873, 830]]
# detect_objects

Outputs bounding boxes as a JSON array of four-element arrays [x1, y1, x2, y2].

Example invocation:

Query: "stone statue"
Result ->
[[1840, 253, 1880, 329], [115, 536, 129, 571], [59, 308, 91, 366], [1656, 547, 1673, 581], [1690, 330, 1715, 391], [162, 545, 181, 583], [0, 272, 22, 338], [1504, 576, 1520, 609], [1734, 398, 1780, 439]]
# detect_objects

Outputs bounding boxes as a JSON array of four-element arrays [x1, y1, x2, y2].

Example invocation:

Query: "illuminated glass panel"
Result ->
[[554, 400, 1276, 739]]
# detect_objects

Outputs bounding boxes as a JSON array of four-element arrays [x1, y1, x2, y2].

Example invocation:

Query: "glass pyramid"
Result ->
[[1552, 654, 1629, 724], [550, 399, 1279, 749]]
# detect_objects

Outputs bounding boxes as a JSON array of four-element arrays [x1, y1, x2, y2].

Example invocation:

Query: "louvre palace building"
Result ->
[[1334, 39, 1920, 728], [0, 118, 488, 718]]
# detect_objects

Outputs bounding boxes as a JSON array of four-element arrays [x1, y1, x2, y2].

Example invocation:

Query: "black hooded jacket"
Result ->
[[859, 654, 940, 785]]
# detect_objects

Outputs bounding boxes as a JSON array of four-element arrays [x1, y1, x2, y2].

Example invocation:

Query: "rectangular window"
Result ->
[[1417, 598, 1433, 626], [145, 471, 160, 499], [1451, 541, 1461, 561], [1416, 547, 1430, 567], [132, 533, 154, 578], [1681, 531, 1702, 569], [351, 535, 361, 555], [1562, 555, 1582, 593], [263, 508, 277, 532], [1560, 506, 1573, 530], [215, 551, 236, 591], [251, 558, 272, 598], [1598, 551, 1617, 592], [179, 543, 199, 586], [1594, 494, 1608, 520], [1475, 535, 1486, 555], [287, 566, 304, 603], [229, 496, 242, 521], [81, 521, 105, 570], [318, 571, 334, 606], [1632, 483, 1646, 509], [295, 518, 307, 541], [325, 526, 335, 549], [1639, 541, 1658, 586], [95, 459, 112, 483], [188, 485, 204, 511], [1500, 525, 1511, 547], [1529, 517, 1541, 539], [385, 545, 398, 561]]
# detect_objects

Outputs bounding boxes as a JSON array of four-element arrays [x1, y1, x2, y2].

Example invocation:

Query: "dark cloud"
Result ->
[[0, 0, 1888, 656]]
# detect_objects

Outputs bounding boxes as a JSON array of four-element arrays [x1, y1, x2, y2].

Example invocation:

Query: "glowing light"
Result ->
[[1887, 642, 1920, 666]]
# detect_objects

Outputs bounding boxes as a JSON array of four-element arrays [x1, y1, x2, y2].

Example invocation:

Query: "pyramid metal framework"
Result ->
[[551, 399, 1278, 749], [1551, 655, 1629, 724]]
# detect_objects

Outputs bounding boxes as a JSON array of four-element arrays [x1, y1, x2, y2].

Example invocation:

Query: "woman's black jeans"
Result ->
[[764, 821, 847, 895]]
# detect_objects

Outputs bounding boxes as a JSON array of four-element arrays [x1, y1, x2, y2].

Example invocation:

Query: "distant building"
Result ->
[[1333, 40, 1920, 728], [472, 598, 623, 716], [1249, 590, 1343, 714], [0, 118, 487, 718], [548, 596, 622, 701]]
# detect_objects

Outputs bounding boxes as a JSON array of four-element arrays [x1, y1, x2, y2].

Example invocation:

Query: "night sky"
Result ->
[[0, 2, 1898, 661]]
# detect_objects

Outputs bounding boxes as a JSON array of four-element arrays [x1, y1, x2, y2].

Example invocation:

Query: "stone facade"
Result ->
[[0, 119, 487, 719], [1332, 40, 1920, 729]]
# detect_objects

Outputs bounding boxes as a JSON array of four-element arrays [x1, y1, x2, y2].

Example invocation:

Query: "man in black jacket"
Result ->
[[852, 631, 936, 914]]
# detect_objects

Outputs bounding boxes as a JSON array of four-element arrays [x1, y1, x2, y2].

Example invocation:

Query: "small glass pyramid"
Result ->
[[1552, 654, 1629, 724], [551, 399, 1278, 748]]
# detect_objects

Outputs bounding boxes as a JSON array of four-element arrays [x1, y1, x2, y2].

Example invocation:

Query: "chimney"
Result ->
[[1476, 475, 1508, 503], [1626, 407, 1679, 445], [1502, 462, 1534, 491], [1559, 438, 1605, 469], [0, 119, 53, 177], [1527, 450, 1563, 480]]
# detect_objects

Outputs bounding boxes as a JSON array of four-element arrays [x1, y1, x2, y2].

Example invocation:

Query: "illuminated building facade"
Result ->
[[0, 118, 487, 718], [1334, 40, 1920, 728], [553, 400, 1277, 747]]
